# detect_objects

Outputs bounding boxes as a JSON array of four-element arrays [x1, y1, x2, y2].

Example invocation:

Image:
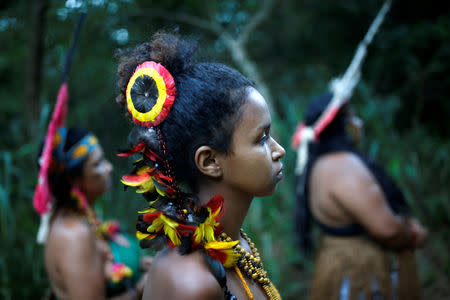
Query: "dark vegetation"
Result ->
[[0, 0, 448, 299]]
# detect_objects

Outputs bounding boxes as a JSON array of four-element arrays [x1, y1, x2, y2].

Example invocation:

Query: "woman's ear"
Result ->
[[194, 146, 223, 178]]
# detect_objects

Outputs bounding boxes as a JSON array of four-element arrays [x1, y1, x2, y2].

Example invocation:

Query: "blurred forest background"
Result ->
[[0, 0, 449, 299]]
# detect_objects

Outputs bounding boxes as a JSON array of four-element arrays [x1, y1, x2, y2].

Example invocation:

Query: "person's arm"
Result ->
[[108, 270, 148, 300], [331, 154, 426, 249]]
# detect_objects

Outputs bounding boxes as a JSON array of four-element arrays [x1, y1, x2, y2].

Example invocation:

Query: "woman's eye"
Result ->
[[259, 134, 269, 144]]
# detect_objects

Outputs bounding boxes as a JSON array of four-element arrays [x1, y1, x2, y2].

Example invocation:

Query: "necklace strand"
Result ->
[[219, 229, 282, 300], [234, 265, 254, 300]]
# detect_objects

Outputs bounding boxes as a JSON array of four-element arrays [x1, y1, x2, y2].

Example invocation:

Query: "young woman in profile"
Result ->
[[35, 127, 151, 300], [115, 31, 285, 299]]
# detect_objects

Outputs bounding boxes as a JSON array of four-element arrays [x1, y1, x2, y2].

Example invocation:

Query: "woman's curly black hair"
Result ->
[[116, 31, 254, 193]]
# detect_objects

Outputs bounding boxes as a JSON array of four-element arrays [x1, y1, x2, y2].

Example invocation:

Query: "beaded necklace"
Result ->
[[67, 193, 133, 284], [219, 229, 282, 300]]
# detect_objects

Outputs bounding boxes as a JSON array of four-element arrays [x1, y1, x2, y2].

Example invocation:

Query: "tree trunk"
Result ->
[[220, 34, 275, 121], [25, 0, 48, 141]]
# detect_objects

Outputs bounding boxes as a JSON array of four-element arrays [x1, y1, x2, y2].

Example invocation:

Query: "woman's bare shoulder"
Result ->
[[144, 248, 223, 300], [314, 151, 363, 171], [313, 151, 370, 183], [46, 216, 95, 255], [45, 215, 100, 280], [49, 215, 92, 241]]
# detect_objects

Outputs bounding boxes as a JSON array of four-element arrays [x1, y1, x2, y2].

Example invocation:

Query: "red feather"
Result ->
[[143, 147, 162, 161], [127, 61, 177, 128], [205, 195, 224, 211], [291, 123, 306, 150], [33, 83, 68, 215], [177, 223, 197, 236], [121, 172, 151, 184], [206, 248, 228, 265], [117, 142, 145, 157], [167, 239, 176, 248], [142, 211, 162, 222], [314, 105, 341, 137]]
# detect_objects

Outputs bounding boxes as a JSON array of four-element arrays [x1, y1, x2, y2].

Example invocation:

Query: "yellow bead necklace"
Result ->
[[219, 229, 282, 300]]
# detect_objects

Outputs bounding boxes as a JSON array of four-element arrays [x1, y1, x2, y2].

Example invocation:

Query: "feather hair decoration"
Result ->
[[319, 0, 392, 132], [34, 13, 87, 244], [293, 0, 392, 175], [34, 83, 68, 215]]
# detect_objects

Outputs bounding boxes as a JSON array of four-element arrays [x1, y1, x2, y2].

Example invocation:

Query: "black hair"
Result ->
[[116, 31, 254, 192], [295, 93, 352, 253], [116, 31, 255, 251], [38, 127, 90, 213], [304, 92, 350, 140]]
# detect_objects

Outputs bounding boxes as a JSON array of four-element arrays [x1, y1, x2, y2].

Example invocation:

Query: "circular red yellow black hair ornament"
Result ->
[[126, 61, 176, 127]]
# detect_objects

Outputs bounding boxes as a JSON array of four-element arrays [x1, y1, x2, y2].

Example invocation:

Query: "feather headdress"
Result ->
[[292, 0, 392, 175], [34, 13, 87, 244]]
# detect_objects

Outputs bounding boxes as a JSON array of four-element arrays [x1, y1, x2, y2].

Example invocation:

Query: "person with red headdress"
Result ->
[[292, 1, 428, 299], [293, 93, 428, 300], [36, 127, 151, 300], [33, 14, 151, 300]]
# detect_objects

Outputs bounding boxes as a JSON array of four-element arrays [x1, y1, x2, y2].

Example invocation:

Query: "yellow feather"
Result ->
[[204, 240, 239, 250], [136, 179, 155, 193], [155, 185, 167, 197], [146, 218, 164, 233], [160, 214, 181, 245], [120, 178, 144, 187], [204, 241, 240, 268], [136, 231, 154, 240], [136, 165, 151, 174], [137, 207, 157, 214]]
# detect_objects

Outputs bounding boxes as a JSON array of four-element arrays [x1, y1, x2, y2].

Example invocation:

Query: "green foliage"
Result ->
[[354, 85, 450, 298], [0, 0, 449, 299]]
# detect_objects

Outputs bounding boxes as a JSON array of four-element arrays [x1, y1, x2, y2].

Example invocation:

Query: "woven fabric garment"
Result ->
[[309, 235, 422, 300]]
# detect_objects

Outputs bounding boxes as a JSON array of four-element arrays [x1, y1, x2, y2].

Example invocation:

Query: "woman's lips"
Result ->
[[275, 165, 284, 181]]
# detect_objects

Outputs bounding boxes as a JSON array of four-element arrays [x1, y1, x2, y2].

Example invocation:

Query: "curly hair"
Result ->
[[116, 31, 254, 193], [116, 31, 256, 253]]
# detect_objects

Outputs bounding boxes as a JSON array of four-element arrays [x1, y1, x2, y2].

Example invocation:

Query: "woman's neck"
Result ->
[[197, 184, 252, 240]]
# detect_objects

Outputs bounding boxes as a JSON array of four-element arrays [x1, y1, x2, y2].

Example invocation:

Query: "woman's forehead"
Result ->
[[241, 90, 270, 123], [233, 89, 270, 138], [86, 146, 103, 164]]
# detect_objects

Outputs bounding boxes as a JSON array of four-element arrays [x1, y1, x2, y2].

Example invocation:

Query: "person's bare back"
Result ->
[[45, 214, 105, 300]]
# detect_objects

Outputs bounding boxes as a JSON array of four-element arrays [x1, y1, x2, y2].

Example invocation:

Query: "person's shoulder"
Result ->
[[317, 151, 363, 169], [314, 151, 366, 177], [314, 151, 375, 190], [48, 215, 94, 247], [146, 248, 223, 300]]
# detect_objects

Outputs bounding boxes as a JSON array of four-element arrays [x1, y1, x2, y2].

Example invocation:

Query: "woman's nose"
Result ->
[[271, 138, 286, 160], [106, 160, 113, 172]]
